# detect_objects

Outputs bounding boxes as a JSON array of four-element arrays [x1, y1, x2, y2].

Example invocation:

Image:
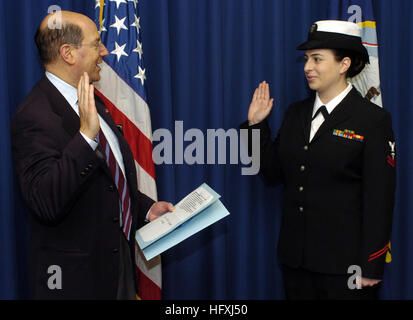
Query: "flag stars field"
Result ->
[[135, 65, 146, 85], [133, 40, 143, 59], [111, 42, 129, 62], [100, 19, 107, 33], [130, 14, 141, 32], [128, 0, 138, 8], [110, 0, 127, 10], [110, 15, 128, 35]]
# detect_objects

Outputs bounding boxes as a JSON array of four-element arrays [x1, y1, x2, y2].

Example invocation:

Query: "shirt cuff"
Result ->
[[80, 131, 98, 150]]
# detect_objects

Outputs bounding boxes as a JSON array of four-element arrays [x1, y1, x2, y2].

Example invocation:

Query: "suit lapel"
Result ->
[[310, 88, 360, 144], [94, 96, 129, 160], [39, 76, 80, 137]]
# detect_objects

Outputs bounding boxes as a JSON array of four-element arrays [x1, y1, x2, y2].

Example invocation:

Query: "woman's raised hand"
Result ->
[[248, 81, 274, 125]]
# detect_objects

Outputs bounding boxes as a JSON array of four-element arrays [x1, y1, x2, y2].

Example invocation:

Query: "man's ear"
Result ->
[[60, 44, 76, 65]]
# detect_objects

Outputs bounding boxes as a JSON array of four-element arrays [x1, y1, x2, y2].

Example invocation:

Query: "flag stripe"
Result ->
[[135, 264, 162, 299], [135, 160, 158, 200], [95, 62, 153, 140], [135, 243, 162, 288], [95, 89, 156, 179]]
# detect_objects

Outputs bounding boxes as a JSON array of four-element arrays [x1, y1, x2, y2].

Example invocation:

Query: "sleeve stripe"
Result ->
[[368, 244, 389, 261]]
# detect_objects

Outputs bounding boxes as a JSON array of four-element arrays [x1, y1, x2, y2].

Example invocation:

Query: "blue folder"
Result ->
[[135, 183, 230, 261]]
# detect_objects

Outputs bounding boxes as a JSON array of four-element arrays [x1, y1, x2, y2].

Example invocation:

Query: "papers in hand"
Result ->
[[138, 186, 214, 243], [136, 183, 230, 260]]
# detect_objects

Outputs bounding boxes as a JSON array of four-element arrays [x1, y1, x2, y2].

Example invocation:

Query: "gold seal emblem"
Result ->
[[310, 23, 318, 34]]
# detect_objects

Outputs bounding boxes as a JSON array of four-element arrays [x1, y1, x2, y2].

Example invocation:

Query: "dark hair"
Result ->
[[332, 49, 367, 78], [34, 22, 84, 65]]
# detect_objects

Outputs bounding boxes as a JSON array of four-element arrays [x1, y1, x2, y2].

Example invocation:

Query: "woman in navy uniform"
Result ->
[[241, 20, 396, 299]]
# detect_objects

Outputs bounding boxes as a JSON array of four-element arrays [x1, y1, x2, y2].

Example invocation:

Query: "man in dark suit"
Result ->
[[10, 11, 173, 299], [241, 20, 395, 299]]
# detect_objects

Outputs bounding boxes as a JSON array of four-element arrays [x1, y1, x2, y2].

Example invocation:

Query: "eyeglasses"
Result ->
[[70, 41, 104, 50]]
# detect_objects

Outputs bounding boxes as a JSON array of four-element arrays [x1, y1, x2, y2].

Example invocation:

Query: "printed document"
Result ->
[[136, 183, 230, 260]]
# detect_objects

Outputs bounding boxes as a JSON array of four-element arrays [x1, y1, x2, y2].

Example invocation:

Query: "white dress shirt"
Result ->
[[309, 82, 353, 142]]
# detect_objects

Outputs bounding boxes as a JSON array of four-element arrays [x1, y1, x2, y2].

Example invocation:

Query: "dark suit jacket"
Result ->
[[241, 88, 396, 279], [10, 76, 154, 299]]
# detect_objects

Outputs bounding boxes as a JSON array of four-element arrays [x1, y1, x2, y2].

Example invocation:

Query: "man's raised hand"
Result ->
[[78, 72, 100, 140]]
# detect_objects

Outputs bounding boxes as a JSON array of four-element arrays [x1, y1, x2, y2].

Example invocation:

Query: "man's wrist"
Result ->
[[80, 131, 98, 150]]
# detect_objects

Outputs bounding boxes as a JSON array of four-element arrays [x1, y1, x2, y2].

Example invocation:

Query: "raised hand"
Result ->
[[78, 72, 100, 140], [248, 81, 275, 125]]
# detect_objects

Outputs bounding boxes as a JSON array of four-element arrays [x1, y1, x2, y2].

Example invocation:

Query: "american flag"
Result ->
[[94, 0, 161, 299]]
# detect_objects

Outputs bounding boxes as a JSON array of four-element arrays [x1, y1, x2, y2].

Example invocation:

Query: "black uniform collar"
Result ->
[[300, 87, 363, 143]]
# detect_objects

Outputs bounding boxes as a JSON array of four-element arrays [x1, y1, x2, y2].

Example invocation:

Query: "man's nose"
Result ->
[[100, 44, 109, 57]]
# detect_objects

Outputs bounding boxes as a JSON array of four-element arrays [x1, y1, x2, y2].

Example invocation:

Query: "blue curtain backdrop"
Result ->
[[1, 0, 412, 299]]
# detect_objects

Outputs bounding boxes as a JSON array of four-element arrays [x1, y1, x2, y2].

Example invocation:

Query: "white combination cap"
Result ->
[[315, 20, 361, 38]]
